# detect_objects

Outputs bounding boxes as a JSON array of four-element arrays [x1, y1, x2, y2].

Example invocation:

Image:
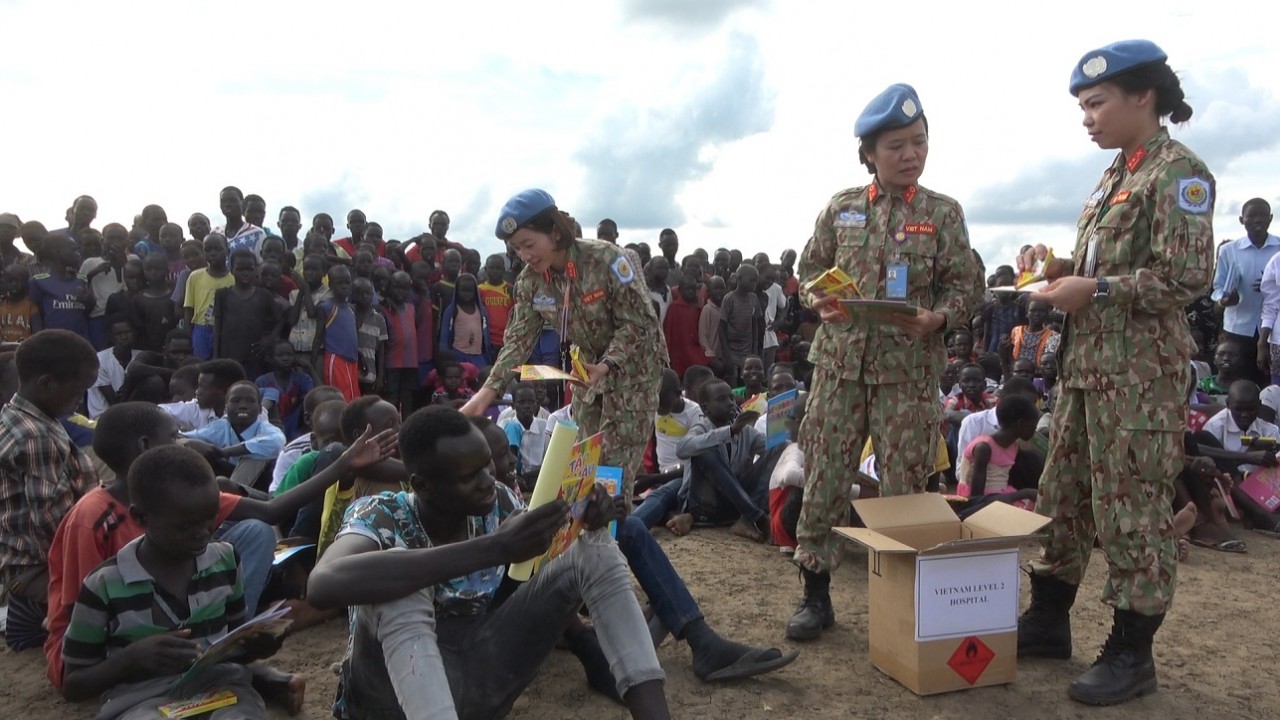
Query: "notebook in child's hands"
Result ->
[[1240, 467, 1280, 513], [170, 600, 293, 694]]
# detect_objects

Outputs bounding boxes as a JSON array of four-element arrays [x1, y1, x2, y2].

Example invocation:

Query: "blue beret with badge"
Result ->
[[854, 83, 924, 138], [495, 188, 556, 241], [1069, 39, 1168, 95]]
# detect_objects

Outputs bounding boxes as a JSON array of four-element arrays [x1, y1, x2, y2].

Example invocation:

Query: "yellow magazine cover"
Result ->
[[530, 431, 604, 575], [159, 690, 238, 718]]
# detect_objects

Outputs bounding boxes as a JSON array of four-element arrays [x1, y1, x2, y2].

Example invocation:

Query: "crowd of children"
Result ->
[[0, 193, 1275, 718]]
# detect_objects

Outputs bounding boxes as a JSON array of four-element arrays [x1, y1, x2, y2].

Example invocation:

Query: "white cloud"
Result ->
[[1, 0, 1276, 270]]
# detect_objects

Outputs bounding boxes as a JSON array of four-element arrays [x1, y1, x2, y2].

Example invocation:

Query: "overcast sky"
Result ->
[[3, 0, 1277, 270]]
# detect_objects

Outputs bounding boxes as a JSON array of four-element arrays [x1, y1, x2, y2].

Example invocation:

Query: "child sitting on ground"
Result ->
[[431, 361, 475, 407], [499, 383, 548, 493], [86, 315, 141, 419], [316, 397, 410, 556], [769, 392, 808, 554], [183, 381, 286, 482], [956, 394, 1041, 511], [59, 445, 300, 716]]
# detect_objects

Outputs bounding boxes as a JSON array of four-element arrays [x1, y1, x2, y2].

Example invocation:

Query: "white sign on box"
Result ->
[[914, 548, 1020, 642]]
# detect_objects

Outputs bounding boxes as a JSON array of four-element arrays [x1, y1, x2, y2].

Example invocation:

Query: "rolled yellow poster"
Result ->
[[508, 418, 579, 581]]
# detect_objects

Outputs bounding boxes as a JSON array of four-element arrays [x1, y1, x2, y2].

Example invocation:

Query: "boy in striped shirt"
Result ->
[[60, 445, 292, 717]]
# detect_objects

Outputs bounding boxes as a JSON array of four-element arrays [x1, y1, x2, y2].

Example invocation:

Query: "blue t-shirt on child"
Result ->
[[319, 301, 359, 362], [29, 273, 92, 336]]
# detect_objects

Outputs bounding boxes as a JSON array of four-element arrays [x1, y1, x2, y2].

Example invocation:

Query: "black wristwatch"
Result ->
[[1092, 277, 1111, 306], [602, 357, 621, 375]]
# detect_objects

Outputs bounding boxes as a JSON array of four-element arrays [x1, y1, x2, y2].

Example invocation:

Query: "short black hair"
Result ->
[[304, 385, 345, 416], [340, 395, 387, 444], [171, 364, 201, 388], [15, 329, 97, 384], [1242, 198, 1271, 215], [995, 393, 1039, 427], [470, 415, 494, 434], [129, 445, 215, 514], [698, 379, 731, 404], [959, 362, 985, 377], [229, 248, 258, 267], [998, 376, 1037, 400], [598, 218, 618, 232], [279, 205, 300, 219], [94, 402, 170, 473], [311, 399, 346, 430], [228, 380, 260, 399], [221, 186, 244, 201], [400, 405, 475, 476], [198, 359, 246, 389]]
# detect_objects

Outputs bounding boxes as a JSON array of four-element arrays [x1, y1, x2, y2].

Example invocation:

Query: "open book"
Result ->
[[170, 600, 293, 694]]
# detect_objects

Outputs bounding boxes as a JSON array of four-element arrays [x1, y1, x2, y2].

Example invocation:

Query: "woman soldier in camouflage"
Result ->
[[1021, 40, 1214, 706], [461, 189, 664, 505], [786, 84, 978, 642]]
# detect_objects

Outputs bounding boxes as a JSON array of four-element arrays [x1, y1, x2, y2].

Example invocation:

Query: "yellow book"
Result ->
[[159, 690, 238, 718], [803, 267, 861, 301]]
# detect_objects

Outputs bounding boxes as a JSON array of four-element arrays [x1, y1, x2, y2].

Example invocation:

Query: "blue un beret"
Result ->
[[495, 189, 556, 241], [854, 83, 924, 138], [1069, 39, 1168, 95]]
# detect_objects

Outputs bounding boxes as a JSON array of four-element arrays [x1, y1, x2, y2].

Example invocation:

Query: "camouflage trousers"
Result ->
[[573, 380, 658, 505], [793, 368, 937, 574], [1029, 368, 1186, 616]]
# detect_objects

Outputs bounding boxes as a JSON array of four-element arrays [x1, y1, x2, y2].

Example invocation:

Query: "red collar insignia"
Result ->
[[867, 184, 917, 204], [1126, 145, 1147, 173], [542, 260, 579, 283]]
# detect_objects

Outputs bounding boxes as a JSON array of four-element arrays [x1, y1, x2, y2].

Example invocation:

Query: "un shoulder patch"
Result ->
[[1177, 177, 1211, 215], [611, 255, 635, 284]]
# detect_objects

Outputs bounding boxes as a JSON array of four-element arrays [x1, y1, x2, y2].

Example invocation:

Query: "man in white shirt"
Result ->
[[1230, 199, 1280, 384], [957, 376, 1040, 454], [1201, 380, 1280, 474]]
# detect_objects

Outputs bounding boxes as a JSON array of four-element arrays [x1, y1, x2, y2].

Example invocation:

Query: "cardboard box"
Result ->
[[835, 493, 1050, 695]]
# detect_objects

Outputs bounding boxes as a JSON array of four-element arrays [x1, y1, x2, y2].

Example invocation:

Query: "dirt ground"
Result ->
[[2, 527, 1276, 720]]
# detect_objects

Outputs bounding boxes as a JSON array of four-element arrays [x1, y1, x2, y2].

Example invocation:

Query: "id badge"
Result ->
[[1083, 233, 1099, 278], [886, 262, 908, 300]]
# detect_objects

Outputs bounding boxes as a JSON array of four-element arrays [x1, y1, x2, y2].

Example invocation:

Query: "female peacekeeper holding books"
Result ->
[[785, 83, 979, 643]]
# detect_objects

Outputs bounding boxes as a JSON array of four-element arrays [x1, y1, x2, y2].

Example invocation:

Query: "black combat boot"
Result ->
[[1067, 609, 1163, 705], [1017, 573, 1078, 659], [785, 569, 834, 641]]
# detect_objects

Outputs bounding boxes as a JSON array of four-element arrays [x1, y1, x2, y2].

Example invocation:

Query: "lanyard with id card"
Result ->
[[885, 261, 908, 300]]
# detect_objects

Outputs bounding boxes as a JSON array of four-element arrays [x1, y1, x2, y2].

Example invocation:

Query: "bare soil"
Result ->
[[2, 528, 1274, 719]]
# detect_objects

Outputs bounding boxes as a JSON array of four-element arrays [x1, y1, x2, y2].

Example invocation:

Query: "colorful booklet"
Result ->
[[170, 600, 294, 693], [595, 465, 623, 539], [159, 690, 239, 718], [804, 266, 861, 301], [838, 298, 919, 317], [766, 389, 798, 450], [526, 432, 605, 576], [1241, 467, 1280, 512], [518, 365, 587, 385]]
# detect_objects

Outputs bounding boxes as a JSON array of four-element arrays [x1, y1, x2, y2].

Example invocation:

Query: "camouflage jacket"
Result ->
[[1062, 128, 1214, 391], [485, 239, 666, 402], [798, 181, 977, 384]]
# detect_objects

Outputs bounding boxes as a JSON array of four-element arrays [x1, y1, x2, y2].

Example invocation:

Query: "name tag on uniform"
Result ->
[[886, 262, 908, 300], [903, 223, 936, 235], [580, 289, 605, 304], [835, 211, 867, 228]]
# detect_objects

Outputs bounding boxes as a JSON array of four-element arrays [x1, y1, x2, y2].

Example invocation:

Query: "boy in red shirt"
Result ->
[[478, 253, 513, 364], [664, 275, 703, 377]]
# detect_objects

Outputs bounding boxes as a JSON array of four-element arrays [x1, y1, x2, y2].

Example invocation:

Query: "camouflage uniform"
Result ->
[[485, 239, 666, 503], [1030, 128, 1214, 616], [794, 181, 977, 574]]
